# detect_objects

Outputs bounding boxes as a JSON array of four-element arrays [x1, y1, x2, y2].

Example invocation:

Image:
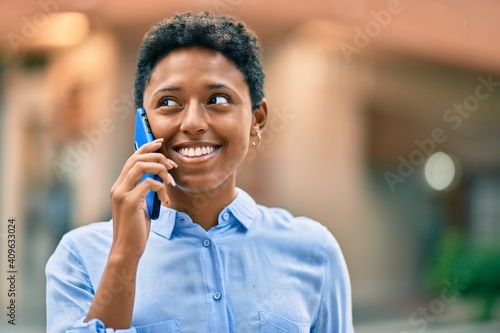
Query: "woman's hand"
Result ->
[[86, 138, 177, 328], [109, 138, 177, 260]]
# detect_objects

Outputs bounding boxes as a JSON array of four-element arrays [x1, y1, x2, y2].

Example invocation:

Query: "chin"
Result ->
[[174, 175, 232, 194]]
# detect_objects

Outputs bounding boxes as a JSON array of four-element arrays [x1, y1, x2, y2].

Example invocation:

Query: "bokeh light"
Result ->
[[424, 151, 457, 190]]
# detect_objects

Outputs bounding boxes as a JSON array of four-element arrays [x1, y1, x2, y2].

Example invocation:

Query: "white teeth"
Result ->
[[178, 146, 217, 157]]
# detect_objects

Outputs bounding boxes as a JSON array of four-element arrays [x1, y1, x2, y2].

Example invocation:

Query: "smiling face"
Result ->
[[143, 47, 264, 194]]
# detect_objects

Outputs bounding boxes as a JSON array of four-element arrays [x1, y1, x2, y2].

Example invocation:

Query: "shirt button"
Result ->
[[222, 212, 229, 220], [213, 292, 222, 300], [203, 239, 211, 247]]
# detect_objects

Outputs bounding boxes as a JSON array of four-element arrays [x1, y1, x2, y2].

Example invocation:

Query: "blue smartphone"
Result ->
[[134, 108, 162, 220]]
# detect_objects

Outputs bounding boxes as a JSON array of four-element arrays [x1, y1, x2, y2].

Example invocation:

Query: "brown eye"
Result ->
[[160, 98, 180, 107], [208, 96, 229, 105]]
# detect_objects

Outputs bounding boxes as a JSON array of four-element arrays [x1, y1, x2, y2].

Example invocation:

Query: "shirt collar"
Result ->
[[151, 187, 257, 240], [150, 207, 177, 240], [227, 188, 257, 230]]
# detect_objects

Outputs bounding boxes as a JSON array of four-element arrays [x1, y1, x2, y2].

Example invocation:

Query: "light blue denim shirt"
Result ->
[[46, 188, 354, 333]]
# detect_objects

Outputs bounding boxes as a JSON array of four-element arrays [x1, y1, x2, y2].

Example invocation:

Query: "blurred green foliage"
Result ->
[[426, 228, 500, 320]]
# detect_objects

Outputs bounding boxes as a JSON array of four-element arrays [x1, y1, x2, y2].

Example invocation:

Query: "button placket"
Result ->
[[193, 227, 228, 331]]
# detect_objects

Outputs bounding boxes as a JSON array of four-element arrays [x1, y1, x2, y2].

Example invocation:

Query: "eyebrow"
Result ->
[[206, 83, 231, 90], [153, 86, 182, 96], [152, 83, 235, 97]]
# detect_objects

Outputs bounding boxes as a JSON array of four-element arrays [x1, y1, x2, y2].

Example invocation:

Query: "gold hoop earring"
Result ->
[[251, 132, 262, 148]]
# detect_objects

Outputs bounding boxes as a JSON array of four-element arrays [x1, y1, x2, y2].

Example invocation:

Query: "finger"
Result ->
[[112, 157, 176, 197], [112, 177, 168, 216], [155, 168, 176, 188], [129, 161, 176, 189], [127, 139, 165, 173], [132, 177, 170, 204], [132, 152, 178, 170], [135, 138, 164, 154], [115, 140, 166, 186], [121, 161, 170, 189], [134, 162, 176, 188]]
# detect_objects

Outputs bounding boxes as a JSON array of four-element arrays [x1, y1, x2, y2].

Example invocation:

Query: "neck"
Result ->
[[166, 179, 237, 231]]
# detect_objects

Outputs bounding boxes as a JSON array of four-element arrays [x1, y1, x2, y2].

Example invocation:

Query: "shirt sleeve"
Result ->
[[45, 235, 136, 333], [312, 232, 355, 333]]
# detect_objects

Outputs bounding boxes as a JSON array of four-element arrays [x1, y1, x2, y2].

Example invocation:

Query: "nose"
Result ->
[[179, 101, 208, 135]]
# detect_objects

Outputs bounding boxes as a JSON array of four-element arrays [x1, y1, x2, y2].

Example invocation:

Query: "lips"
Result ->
[[177, 146, 218, 157], [171, 141, 222, 160]]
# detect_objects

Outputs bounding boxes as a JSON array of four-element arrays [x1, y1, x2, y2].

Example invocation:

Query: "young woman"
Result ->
[[46, 11, 354, 333]]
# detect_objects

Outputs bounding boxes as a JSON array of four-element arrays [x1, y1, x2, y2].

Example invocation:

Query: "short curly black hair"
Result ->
[[134, 11, 265, 111]]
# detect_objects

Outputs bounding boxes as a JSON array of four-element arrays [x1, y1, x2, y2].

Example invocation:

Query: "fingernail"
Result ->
[[170, 176, 176, 187], [167, 159, 178, 168], [153, 138, 164, 143]]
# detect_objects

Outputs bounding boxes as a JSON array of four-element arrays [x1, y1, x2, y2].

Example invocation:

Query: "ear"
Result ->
[[251, 99, 268, 134]]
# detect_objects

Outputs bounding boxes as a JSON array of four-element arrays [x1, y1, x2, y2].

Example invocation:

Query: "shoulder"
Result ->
[[258, 205, 331, 234], [254, 205, 341, 254], [50, 221, 113, 265], [62, 220, 113, 248], [46, 221, 113, 281]]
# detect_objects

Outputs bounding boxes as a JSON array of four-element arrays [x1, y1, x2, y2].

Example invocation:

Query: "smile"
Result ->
[[176, 146, 220, 158]]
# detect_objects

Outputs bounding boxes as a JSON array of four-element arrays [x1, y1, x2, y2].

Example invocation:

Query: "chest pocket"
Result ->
[[135, 318, 181, 333], [259, 311, 310, 333]]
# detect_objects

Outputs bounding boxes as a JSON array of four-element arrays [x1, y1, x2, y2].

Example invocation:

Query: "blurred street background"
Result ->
[[1, 0, 500, 332]]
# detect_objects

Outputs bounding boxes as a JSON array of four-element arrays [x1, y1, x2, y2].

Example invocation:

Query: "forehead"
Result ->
[[147, 47, 248, 90]]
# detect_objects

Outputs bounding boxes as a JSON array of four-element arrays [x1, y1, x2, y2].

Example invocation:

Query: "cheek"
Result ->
[[233, 135, 250, 153], [148, 116, 175, 139], [226, 120, 251, 151]]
